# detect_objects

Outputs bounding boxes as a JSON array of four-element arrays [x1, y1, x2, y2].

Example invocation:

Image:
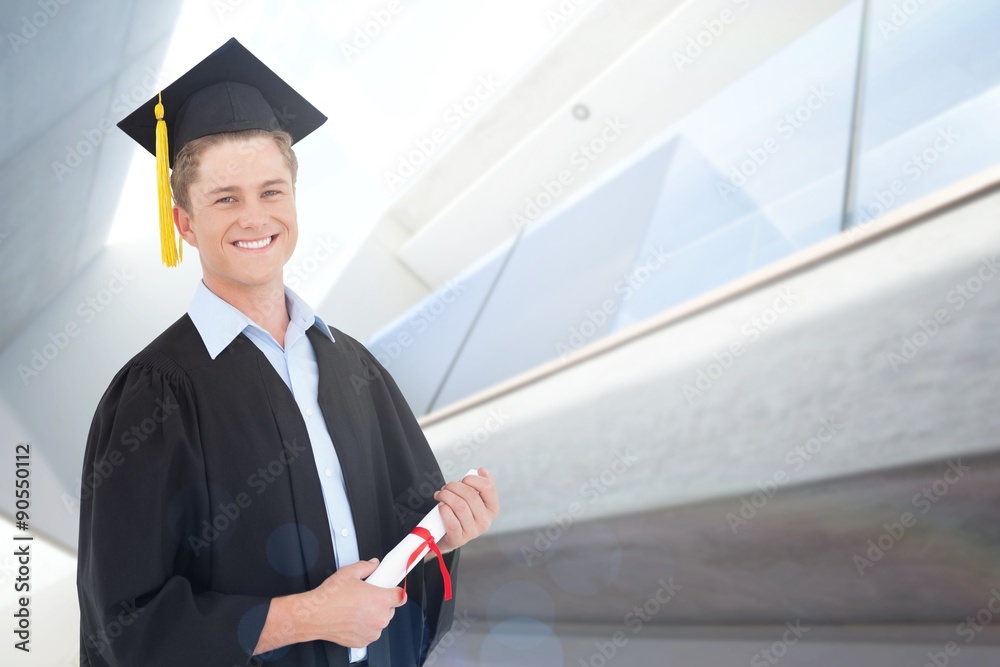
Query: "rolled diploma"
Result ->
[[364, 468, 479, 589]]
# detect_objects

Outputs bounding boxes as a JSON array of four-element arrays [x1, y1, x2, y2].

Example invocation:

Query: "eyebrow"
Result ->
[[205, 185, 240, 197]]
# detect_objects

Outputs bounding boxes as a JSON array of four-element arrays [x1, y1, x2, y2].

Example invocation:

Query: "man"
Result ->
[[77, 38, 498, 666]]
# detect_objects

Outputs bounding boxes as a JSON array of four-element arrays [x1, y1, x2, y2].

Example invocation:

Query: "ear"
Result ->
[[173, 205, 198, 248]]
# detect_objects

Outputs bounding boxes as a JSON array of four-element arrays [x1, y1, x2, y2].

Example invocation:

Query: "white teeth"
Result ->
[[234, 236, 273, 250]]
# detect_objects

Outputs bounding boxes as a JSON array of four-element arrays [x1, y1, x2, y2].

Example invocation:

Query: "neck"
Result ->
[[203, 275, 290, 347]]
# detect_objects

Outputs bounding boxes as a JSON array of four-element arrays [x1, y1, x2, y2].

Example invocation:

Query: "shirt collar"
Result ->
[[187, 280, 335, 359]]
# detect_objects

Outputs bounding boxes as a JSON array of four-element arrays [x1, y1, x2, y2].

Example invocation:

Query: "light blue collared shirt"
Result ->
[[188, 280, 367, 662]]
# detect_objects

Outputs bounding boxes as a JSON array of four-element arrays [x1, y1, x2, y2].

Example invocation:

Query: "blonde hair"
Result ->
[[170, 129, 298, 212]]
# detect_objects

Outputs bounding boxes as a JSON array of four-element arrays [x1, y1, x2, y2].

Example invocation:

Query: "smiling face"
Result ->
[[173, 135, 297, 299]]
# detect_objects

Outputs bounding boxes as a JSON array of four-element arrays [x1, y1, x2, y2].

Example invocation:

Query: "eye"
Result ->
[[216, 196, 237, 204], [262, 189, 282, 198]]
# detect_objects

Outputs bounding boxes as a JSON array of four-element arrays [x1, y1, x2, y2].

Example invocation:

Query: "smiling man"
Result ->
[[76, 39, 498, 667]]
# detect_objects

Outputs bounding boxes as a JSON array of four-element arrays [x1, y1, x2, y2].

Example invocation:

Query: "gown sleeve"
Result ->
[[77, 352, 271, 667], [353, 344, 460, 663]]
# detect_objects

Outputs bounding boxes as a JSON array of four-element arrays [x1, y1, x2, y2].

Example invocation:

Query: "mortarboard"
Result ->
[[117, 37, 327, 267]]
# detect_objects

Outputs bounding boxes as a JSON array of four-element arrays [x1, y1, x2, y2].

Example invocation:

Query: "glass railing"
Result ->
[[367, 0, 1000, 415]]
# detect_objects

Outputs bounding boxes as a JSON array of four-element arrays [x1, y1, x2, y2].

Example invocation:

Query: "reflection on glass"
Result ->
[[368, 0, 1000, 415], [849, 0, 1000, 226]]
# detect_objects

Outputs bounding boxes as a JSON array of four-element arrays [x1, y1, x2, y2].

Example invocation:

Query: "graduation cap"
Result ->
[[117, 38, 327, 267]]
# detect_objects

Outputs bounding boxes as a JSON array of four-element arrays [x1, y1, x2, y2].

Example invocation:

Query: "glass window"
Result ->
[[368, 0, 1000, 414], [849, 0, 1000, 227]]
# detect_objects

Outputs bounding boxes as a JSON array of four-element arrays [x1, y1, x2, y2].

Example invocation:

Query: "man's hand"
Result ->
[[433, 467, 500, 554], [254, 559, 405, 654], [301, 559, 406, 647]]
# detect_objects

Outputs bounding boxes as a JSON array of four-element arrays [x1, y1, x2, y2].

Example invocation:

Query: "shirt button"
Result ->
[[341, 528, 350, 537], [324, 468, 332, 477], [305, 408, 314, 417]]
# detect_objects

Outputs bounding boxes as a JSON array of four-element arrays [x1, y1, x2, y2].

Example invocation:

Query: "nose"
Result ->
[[238, 196, 267, 229]]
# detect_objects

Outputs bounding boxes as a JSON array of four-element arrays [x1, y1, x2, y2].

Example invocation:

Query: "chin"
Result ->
[[241, 270, 284, 287]]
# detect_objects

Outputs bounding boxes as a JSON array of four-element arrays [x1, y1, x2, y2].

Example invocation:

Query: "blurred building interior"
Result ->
[[1, 0, 999, 664]]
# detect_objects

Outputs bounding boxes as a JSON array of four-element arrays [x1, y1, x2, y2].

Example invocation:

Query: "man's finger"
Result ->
[[458, 474, 494, 494], [436, 487, 477, 524], [345, 558, 379, 579], [478, 483, 500, 515], [438, 503, 464, 544], [462, 471, 500, 516], [441, 481, 496, 523], [440, 480, 486, 506]]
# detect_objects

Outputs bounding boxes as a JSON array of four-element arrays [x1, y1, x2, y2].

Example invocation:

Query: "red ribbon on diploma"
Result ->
[[403, 526, 452, 601]]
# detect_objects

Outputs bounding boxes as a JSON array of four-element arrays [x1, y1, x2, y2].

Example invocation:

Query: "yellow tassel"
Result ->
[[155, 92, 181, 267]]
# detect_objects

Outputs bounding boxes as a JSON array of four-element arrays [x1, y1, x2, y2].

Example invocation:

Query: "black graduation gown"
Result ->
[[77, 314, 458, 666]]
